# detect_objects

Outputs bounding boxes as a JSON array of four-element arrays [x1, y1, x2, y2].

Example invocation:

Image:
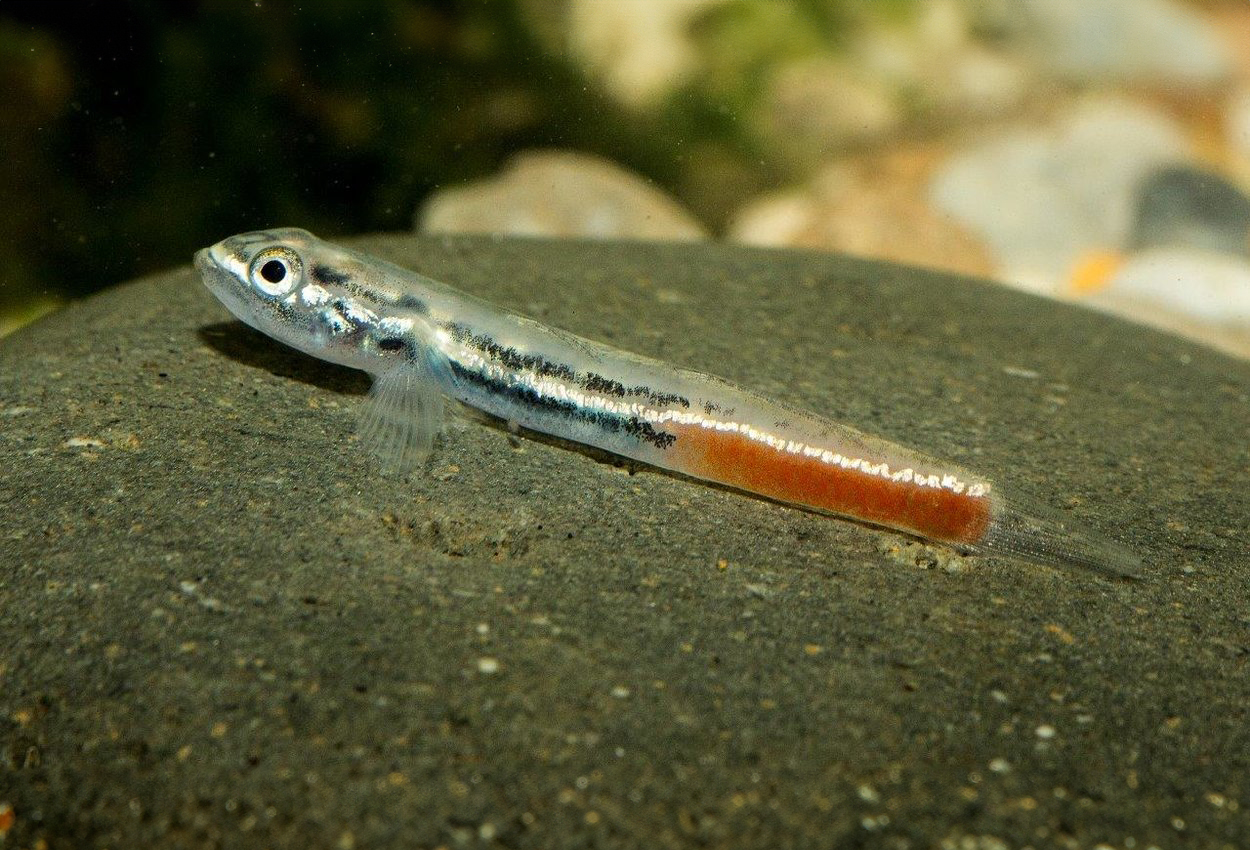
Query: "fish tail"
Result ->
[[970, 493, 1144, 579]]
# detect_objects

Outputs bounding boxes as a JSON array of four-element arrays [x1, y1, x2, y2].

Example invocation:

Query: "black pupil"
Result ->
[[260, 259, 287, 284]]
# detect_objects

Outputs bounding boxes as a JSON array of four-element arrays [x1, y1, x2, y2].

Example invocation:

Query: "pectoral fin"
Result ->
[[358, 352, 446, 474]]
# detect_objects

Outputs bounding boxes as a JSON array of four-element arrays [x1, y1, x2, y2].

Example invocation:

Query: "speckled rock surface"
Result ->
[[1, 234, 1246, 849]]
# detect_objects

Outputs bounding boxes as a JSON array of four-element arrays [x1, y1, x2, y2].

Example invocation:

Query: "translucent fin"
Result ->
[[970, 494, 1144, 579], [358, 353, 446, 474]]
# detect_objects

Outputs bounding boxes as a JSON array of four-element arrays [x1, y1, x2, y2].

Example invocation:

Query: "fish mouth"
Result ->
[[194, 242, 257, 327], [194, 241, 242, 275], [194, 245, 232, 296], [193, 247, 217, 277], [194, 242, 250, 295]]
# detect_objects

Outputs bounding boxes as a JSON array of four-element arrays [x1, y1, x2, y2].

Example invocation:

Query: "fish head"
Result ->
[[195, 227, 387, 368]]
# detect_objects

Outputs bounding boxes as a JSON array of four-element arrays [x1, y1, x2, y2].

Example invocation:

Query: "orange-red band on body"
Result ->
[[670, 423, 992, 544]]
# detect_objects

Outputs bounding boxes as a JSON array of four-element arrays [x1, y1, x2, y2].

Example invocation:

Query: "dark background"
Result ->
[[0, 0, 734, 309], [4, 0, 1246, 355]]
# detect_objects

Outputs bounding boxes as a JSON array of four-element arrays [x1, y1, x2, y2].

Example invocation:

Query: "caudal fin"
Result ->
[[971, 495, 1144, 579]]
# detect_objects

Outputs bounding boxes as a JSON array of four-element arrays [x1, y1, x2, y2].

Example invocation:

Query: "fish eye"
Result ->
[[248, 248, 303, 297], [260, 259, 286, 283]]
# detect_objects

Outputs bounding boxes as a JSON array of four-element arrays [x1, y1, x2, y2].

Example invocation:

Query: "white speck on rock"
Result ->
[[857, 784, 880, 804], [64, 436, 107, 449]]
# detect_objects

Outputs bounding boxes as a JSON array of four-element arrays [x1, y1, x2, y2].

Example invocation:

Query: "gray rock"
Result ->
[[987, 0, 1233, 85], [755, 58, 902, 167], [418, 150, 708, 242], [1085, 247, 1250, 359], [930, 97, 1189, 292], [2, 234, 1246, 848], [852, 0, 1030, 121]]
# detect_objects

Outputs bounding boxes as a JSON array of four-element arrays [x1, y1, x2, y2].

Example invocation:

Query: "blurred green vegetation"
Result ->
[[0, 0, 917, 330]]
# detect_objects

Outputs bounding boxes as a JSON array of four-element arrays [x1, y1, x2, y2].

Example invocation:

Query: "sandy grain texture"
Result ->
[[1, 235, 1246, 848]]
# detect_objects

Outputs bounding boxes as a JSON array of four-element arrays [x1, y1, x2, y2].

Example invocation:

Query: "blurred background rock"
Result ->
[[3, 0, 1249, 357]]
